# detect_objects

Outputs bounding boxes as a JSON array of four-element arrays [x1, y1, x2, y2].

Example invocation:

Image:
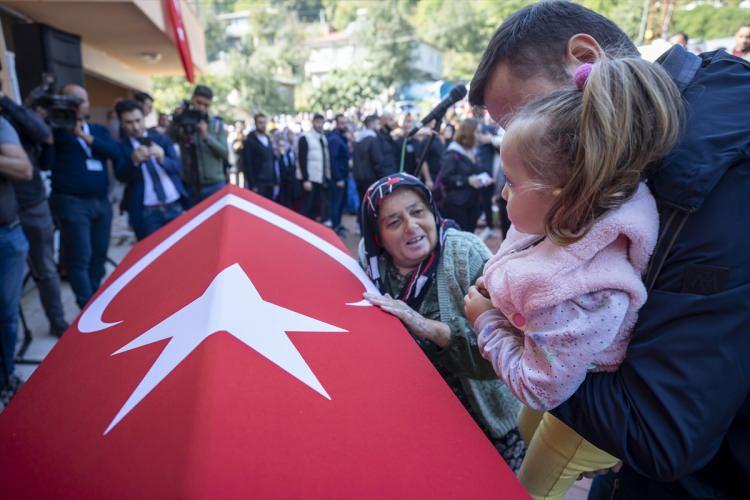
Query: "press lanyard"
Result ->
[[77, 122, 93, 157]]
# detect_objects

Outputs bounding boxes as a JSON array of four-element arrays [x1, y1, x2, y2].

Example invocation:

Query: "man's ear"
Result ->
[[565, 34, 605, 72]]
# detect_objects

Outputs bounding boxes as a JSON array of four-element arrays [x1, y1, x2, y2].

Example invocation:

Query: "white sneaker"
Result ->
[[323, 220, 333, 228]]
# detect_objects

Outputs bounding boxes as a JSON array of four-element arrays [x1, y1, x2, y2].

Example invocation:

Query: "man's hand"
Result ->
[[197, 119, 209, 139], [148, 143, 165, 163], [468, 175, 483, 189], [578, 462, 622, 481], [303, 181, 313, 192], [74, 119, 94, 145], [336, 180, 346, 189], [464, 285, 495, 326], [131, 146, 150, 164]]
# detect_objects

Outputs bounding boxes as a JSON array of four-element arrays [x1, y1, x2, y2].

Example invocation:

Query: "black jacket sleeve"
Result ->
[[552, 163, 750, 482], [241, 137, 254, 188], [439, 152, 469, 189], [369, 137, 385, 179], [298, 136, 309, 181], [0, 96, 51, 144]]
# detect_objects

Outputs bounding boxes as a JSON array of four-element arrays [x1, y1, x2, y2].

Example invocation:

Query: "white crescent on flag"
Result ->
[[78, 193, 379, 334]]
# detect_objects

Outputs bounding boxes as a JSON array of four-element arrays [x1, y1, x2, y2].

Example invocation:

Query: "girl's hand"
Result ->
[[364, 292, 451, 347], [464, 286, 495, 325], [474, 276, 490, 298]]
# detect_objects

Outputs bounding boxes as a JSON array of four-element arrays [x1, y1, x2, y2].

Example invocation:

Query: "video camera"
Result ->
[[25, 73, 80, 132], [172, 100, 208, 137]]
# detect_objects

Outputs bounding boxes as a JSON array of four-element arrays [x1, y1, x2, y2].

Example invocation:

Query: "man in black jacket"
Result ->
[[242, 113, 276, 200], [352, 115, 383, 205], [377, 112, 398, 175], [468, 2, 750, 497], [1, 92, 68, 337]]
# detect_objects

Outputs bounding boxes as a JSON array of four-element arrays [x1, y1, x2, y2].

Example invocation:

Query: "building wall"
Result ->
[[85, 73, 131, 125]]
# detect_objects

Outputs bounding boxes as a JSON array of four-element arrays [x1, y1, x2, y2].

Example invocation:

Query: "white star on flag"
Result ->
[[104, 263, 346, 435]]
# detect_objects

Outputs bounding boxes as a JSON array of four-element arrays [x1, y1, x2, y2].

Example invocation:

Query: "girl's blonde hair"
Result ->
[[454, 117, 479, 150], [506, 57, 684, 245]]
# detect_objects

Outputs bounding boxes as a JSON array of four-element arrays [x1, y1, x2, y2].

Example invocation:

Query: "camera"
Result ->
[[137, 137, 153, 147], [172, 100, 208, 137], [25, 74, 80, 132]]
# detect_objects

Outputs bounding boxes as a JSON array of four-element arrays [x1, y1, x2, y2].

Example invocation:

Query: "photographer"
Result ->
[[0, 85, 69, 337], [172, 85, 228, 205], [42, 83, 120, 310], [0, 114, 32, 396], [115, 99, 187, 240]]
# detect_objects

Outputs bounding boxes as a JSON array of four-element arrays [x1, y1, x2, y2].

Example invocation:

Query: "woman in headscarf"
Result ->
[[360, 173, 525, 471]]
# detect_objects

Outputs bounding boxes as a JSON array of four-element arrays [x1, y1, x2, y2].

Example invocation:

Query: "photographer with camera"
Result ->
[[0, 113, 32, 399], [42, 83, 120, 310], [171, 85, 228, 205], [0, 81, 69, 338], [115, 99, 187, 241]]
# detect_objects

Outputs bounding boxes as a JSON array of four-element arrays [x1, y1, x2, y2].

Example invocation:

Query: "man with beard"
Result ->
[[242, 113, 276, 200], [468, 2, 750, 497]]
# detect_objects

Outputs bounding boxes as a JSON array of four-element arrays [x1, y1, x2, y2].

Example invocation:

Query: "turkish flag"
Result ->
[[166, 0, 195, 83], [0, 186, 527, 499]]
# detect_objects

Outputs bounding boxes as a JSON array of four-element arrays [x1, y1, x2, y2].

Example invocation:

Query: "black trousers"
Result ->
[[301, 182, 325, 220], [496, 197, 511, 237], [253, 184, 275, 201], [441, 202, 480, 233], [479, 185, 495, 228]]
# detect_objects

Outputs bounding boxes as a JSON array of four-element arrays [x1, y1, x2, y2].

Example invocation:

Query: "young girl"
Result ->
[[463, 58, 683, 499]]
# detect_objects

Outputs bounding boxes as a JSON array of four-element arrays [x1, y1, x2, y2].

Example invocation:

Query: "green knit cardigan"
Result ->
[[362, 228, 520, 439]]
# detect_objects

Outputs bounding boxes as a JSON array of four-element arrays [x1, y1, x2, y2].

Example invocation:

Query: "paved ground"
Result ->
[[11, 205, 591, 500]]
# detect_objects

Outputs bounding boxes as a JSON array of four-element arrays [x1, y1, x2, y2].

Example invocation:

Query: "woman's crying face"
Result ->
[[377, 188, 438, 271]]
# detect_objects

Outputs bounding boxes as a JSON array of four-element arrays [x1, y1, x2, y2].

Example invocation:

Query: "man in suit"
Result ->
[[114, 99, 187, 241], [43, 83, 120, 309]]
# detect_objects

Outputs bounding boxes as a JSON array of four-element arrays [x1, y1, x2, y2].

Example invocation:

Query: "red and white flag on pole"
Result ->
[[166, 0, 195, 83], [0, 186, 527, 499]]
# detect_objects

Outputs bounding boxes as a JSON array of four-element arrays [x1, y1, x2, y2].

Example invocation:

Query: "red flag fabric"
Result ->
[[166, 0, 195, 83], [0, 186, 527, 499]]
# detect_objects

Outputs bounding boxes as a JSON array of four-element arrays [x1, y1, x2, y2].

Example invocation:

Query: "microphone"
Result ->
[[407, 84, 467, 137]]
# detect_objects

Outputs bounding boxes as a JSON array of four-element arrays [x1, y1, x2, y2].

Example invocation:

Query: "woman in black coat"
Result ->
[[438, 118, 484, 233]]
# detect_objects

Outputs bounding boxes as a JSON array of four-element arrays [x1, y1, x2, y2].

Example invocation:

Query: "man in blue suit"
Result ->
[[43, 84, 120, 309], [114, 99, 187, 241]]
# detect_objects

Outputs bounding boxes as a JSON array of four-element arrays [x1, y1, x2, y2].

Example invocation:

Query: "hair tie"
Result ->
[[573, 63, 593, 91]]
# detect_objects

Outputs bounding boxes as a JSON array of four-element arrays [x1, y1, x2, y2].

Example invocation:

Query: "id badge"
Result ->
[[86, 159, 104, 171]]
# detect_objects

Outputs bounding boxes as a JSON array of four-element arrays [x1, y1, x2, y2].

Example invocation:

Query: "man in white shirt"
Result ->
[[114, 99, 188, 241]]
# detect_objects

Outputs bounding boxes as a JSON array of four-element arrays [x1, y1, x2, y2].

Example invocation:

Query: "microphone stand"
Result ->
[[411, 116, 443, 178]]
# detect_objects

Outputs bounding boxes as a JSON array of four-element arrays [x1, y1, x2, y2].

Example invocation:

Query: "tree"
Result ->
[[356, 0, 421, 89], [412, 0, 526, 80], [305, 67, 380, 111], [673, 4, 750, 41]]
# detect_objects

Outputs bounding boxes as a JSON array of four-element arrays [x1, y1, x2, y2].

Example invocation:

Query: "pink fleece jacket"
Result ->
[[478, 183, 659, 409]]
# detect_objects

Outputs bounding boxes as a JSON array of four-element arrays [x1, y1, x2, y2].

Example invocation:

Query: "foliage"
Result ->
[[190, 0, 750, 114], [673, 4, 750, 41], [356, 0, 420, 88], [411, 0, 528, 80], [305, 67, 380, 111], [578, 0, 645, 41]]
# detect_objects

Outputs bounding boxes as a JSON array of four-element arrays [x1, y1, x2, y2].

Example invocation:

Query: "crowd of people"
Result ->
[[229, 104, 510, 241], [1, 1, 749, 498]]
